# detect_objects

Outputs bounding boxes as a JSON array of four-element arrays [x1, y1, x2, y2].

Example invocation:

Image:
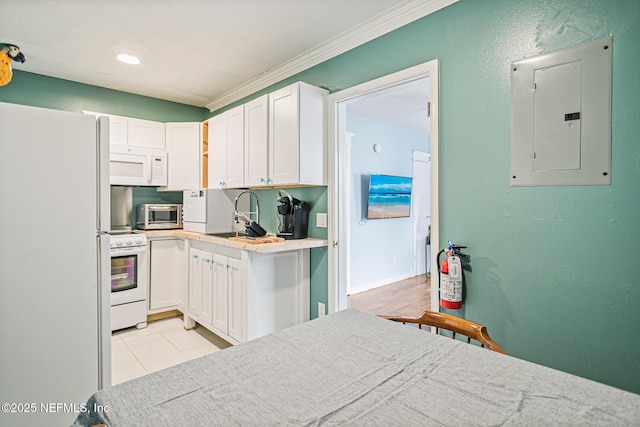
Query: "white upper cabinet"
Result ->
[[208, 113, 227, 188], [226, 107, 245, 188], [269, 82, 327, 186], [107, 114, 128, 146], [206, 82, 327, 189], [208, 105, 244, 188], [243, 82, 328, 188], [127, 118, 166, 150], [83, 111, 165, 151], [165, 122, 201, 191], [244, 95, 270, 187]]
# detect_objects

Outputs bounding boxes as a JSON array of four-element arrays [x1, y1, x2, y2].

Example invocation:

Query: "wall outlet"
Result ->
[[316, 213, 328, 228], [318, 302, 326, 317]]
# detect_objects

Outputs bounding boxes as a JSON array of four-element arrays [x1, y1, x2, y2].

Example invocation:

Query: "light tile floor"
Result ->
[[111, 316, 232, 385]]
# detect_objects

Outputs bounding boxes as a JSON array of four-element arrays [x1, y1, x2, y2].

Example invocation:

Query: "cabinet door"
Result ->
[[165, 122, 201, 191], [248, 251, 307, 340], [175, 240, 187, 311], [189, 248, 204, 319], [208, 114, 227, 188], [269, 84, 300, 185], [109, 114, 129, 147], [244, 95, 269, 187], [149, 239, 184, 311], [84, 112, 128, 148], [128, 118, 166, 149], [211, 254, 229, 333], [225, 105, 245, 188], [227, 257, 243, 342], [200, 252, 214, 325]]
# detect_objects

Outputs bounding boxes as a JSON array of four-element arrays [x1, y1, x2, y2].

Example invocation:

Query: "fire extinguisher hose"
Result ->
[[436, 248, 446, 300]]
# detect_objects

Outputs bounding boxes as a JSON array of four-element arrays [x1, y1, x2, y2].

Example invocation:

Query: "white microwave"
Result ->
[[110, 145, 167, 186]]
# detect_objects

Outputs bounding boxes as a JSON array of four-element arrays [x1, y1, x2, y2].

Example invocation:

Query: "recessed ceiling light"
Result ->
[[117, 53, 140, 65]]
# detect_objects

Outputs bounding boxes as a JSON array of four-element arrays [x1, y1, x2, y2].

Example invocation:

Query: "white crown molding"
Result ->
[[204, 0, 458, 111]]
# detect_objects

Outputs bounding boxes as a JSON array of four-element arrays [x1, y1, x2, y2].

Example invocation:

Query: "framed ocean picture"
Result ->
[[366, 174, 413, 219]]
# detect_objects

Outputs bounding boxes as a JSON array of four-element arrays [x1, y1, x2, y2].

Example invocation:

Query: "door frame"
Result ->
[[412, 150, 430, 277], [327, 59, 440, 314]]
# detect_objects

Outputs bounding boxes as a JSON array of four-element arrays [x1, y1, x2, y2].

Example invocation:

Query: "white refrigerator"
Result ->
[[0, 102, 111, 426]]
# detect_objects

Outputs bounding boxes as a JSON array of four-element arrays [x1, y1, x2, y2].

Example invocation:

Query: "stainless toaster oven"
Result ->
[[136, 204, 182, 230]]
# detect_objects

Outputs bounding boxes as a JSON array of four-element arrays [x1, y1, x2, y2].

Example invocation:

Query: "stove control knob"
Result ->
[[126, 240, 133, 245], [115, 240, 124, 246], [135, 238, 144, 245]]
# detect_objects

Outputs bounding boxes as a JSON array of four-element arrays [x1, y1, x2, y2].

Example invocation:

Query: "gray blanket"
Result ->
[[74, 309, 640, 426]]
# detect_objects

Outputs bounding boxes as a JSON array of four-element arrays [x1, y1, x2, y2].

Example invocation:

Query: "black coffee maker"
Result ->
[[276, 190, 309, 240]]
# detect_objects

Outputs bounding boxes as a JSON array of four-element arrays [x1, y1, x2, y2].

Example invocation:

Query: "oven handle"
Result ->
[[110, 246, 147, 256], [149, 205, 178, 210]]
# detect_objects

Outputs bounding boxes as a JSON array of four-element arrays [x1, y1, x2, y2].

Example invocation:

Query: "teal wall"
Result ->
[[209, 0, 640, 394], [2, 0, 639, 394], [0, 71, 205, 122]]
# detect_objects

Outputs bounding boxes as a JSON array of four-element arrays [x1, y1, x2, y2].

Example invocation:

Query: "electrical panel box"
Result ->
[[510, 36, 612, 186]]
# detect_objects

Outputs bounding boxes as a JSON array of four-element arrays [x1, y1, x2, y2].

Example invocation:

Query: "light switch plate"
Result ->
[[316, 213, 328, 228]]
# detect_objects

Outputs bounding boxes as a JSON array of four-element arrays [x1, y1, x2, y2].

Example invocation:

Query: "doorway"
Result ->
[[328, 60, 440, 314]]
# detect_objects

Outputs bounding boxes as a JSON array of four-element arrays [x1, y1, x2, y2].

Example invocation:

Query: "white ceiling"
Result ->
[[0, 0, 454, 112], [347, 78, 430, 135]]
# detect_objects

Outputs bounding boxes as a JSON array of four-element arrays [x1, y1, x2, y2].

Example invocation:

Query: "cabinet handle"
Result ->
[[193, 255, 198, 259], [260, 178, 265, 183]]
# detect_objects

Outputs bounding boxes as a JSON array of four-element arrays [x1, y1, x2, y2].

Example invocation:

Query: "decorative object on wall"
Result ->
[[0, 43, 26, 86], [373, 143, 382, 153], [366, 174, 412, 219]]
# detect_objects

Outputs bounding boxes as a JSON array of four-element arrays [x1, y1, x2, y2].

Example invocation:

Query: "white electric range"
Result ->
[[109, 230, 148, 331]]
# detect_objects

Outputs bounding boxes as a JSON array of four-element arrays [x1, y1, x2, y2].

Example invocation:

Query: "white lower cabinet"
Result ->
[[244, 251, 309, 340], [211, 254, 242, 342], [189, 247, 213, 325], [148, 238, 187, 314], [186, 241, 309, 345]]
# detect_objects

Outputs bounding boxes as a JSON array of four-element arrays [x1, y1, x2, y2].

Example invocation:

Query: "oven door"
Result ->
[[110, 245, 148, 307]]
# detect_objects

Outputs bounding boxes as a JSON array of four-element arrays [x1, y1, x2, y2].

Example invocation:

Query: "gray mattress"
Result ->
[[73, 309, 640, 426]]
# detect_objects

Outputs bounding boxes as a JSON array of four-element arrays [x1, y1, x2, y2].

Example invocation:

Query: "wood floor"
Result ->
[[347, 274, 431, 318]]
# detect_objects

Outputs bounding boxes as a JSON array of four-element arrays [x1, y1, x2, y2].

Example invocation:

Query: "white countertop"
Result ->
[[143, 229, 328, 253]]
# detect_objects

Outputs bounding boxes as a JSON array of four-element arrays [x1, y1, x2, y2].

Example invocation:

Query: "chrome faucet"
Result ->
[[234, 190, 260, 225]]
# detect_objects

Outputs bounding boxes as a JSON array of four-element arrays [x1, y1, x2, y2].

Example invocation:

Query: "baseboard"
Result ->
[[147, 309, 182, 323]]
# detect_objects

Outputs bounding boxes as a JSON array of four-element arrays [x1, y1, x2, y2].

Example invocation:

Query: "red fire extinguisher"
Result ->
[[437, 242, 468, 310]]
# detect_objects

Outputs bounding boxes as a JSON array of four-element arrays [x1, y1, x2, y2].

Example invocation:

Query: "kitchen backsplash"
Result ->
[[132, 187, 183, 227], [131, 186, 327, 239], [251, 186, 327, 239]]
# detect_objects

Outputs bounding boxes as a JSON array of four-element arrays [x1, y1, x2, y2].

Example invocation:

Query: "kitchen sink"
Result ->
[[210, 231, 244, 238]]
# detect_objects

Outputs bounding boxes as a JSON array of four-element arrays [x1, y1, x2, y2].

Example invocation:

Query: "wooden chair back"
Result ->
[[379, 310, 508, 355]]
